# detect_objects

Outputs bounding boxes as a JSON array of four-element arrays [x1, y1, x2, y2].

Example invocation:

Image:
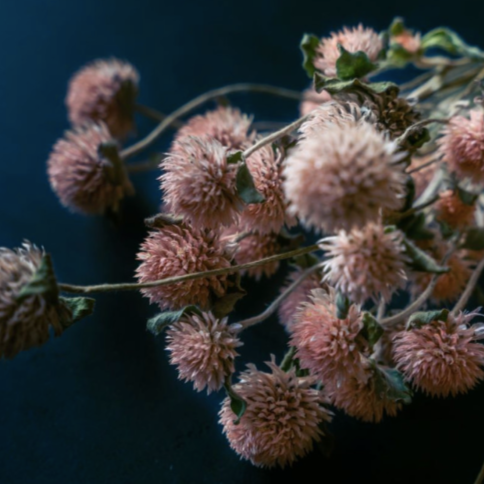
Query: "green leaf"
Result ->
[[456, 186, 478, 206], [236, 163, 265, 204], [335, 292, 350, 320], [211, 287, 246, 319], [360, 313, 384, 349], [389, 17, 406, 37], [313, 73, 398, 97], [460, 228, 484, 251], [421, 27, 484, 59], [407, 309, 449, 329], [292, 252, 320, 269], [335, 45, 378, 80], [17, 254, 59, 304], [300, 33, 321, 78], [280, 346, 297, 372], [374, 365, 412, 405], [147, 305, 202, 335], [397, 212, 434, 240], [403, 238, 449, 274], [227, 150, 244, 165], [401, 177, 416, 212], [59, 296, 96, 325], [224, 382, 247, 425]]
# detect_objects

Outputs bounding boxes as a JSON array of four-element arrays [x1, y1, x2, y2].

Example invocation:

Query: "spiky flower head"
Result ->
[[166, 311, 242, 394], [314, 24, 383, 78], [66, 58, 139, 139], [290, 288, 366, 384], [438, 110, 484, 183], [299, 87, 332, 117], [47, 123, 134, 215], [435, 189, 476, 229], [393, 311, 484, 397], [219, 359, 332, 468], [284, 122, 406, 233], [391, 30, 422, 54], [160, 137, 243, 229], [136, 224, 232, 310], [320, 223, 408, 304]]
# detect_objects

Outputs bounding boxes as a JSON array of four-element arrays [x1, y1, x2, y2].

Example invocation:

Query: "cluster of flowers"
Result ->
[[3, 18, 484, 469]]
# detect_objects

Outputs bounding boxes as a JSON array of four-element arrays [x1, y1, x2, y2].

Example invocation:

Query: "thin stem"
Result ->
[[396, 118, 449, 147], [58, 244, 320, 295], [126, 156, 164, 173], [237, 262, 324, 330], [121, 84, 305, 160], [135, 104, 183, 129], [391, 195, 440, 221], [406, 156, 441, 175], [377, 297, 386, 321], [474, 460, 484, 484], [451, 257, 484, 315]]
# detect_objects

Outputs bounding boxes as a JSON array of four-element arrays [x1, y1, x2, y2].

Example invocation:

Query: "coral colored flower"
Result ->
[[66, 58, 139, 138], [47, 123, 133, 215], [0, 242, 69, 359], [435, 189, 476, 229], [219, 359, 332, 468], [160, 137, 243, 229], [284, 122, 406, 233], [393, 311, 484, 397], [314, 24, 383, 78], [290, 288, 366, 384], [438, 110, 484, 183], [320, 223, 408, 304], [299, 87, 332, 117], [391, 31, 422, 54], [136, 224, 232, 310], [166, 312, 242, 393]]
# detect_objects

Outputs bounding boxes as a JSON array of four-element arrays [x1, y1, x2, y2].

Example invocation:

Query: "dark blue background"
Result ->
[[1, 1, 484, 483]]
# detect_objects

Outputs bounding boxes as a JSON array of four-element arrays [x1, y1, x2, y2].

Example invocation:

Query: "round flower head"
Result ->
[[278, 268, 324, 331], [0, 243, 68, 359], [136, 224, 232, 310], [238, 145, 295, 234], [320, 223, 408, 304], [435, 189, 476, 229], [299, 87, 332, 117], [290, 288, 366, 384], [391, 30, 422, 54], [219, 359, 332, 468], [284, 122, 406, 233], [166, 312, 242, 394], [173, 106, 255, 150], [47, 123, 134, 215], [393, 311, 484, 397], [314, 24, 383, 78], [160, 137, 243, 229], [66, 58, 139, 139], [438, 110, 484, 183]]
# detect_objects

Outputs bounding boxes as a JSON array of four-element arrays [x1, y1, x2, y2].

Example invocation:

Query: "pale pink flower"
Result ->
[[66, 58, 139, 138], [314, 24, 383, 78], [438, 110, 484, 183], [291, 288, 366, 384], [320, 223, 408, 304], [283, 122, 406, 233], [166, 312, 242, 393], [391, 31, 422, 54], [436, 189, 476, 229], [47, 123, 133, 215], [160, 137, 243, 229], [299, 87, 332, 117], [136, 224, 231, 310], [219, 359, 332, 468], [393, 311, 484, 397]]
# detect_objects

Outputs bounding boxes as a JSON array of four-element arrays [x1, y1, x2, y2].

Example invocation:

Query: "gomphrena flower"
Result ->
[[238, 145, 295, 235], [290, 288, 366, 384], [173, 106, 255, 150], [284, 122, 406, 233], [299, 87, 332, 117], [278, 268, 324, 331], [66, 58, 139, 139], [435, 189, 476, 229], [166, 311, 242, 394], [47, 123, 134, 215], [0, 242, 66, 359], [136, 224, 231, 310], [320, 223, 408, 304], [393, 311, 484, 397], [391, 30, 422, 54], [219, 359, 332, 468], [314, 24, 383, 78], [160, 136, 243, 229], [438, 110, 484, 183]]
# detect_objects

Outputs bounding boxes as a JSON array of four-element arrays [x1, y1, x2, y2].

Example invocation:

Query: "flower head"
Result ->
[[314, 24, 383, 78], [391, 30, 422, 54], [393, 311, 484, 397], [219, 359, 332, 468], [166, 311, 242, 393], [435, 189, 476, 229], [136, 224, 232, 310], [299, 87, 332, 117], [320, 223, 408, 304], [66, 58, 139, 138], [160, 137, 243, 229], [47, 123, 133, 215], [284, 122, 406, 233]]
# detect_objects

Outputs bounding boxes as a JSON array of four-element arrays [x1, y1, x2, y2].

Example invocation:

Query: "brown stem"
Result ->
[[134, 104, 184, 129], [451, 257, 484, 315], [474, 460, 484, 484]]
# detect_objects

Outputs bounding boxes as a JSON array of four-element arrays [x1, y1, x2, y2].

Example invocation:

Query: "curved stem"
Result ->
[[58, 244, 320, 295], [135, 104, 183, 129], [121, 84, 305, 160], [451, 257, 484, 315], [390, 195, 440, 221], [126, 156, 164, 173], [396, 118, 449, 147], [406, 156, 441, 175], [474, 460, 484, 484]]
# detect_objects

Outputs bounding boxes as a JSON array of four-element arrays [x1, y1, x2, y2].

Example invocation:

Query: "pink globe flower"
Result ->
[[299, 87, 332, 117], [219, 359, 332, 468], [166, 311, 242, 393], [47, 123, 134, 215], [393, 311, 484, 397], [435, 189, 476, 229], [66, 58, 139, 139]]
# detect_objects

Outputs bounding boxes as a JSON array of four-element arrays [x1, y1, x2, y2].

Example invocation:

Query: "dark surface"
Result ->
[[1, 1, 484, 483]]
